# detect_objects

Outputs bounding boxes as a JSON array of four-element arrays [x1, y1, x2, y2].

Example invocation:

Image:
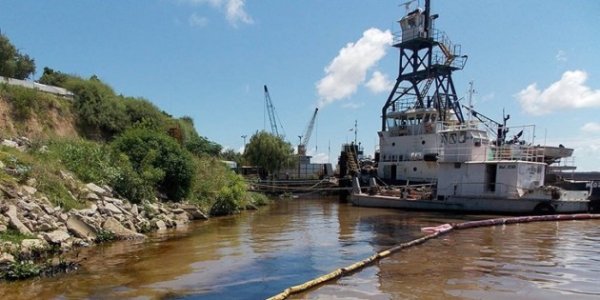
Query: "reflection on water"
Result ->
[[0, 197, 599, 300], [305, 216, 600, 300]]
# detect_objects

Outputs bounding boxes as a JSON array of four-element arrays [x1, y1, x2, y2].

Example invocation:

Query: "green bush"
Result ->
[[0, 229, 36, 244], [41, 139, 152, 205], [175, 117, 222, 156], [47, 139, 120, 185], [124, 96, 168, 131], [39, 69, 129, 139], [0, 84, 38, 119], [95, 229, 116, 243], [111, 128, 194, 201], [2, 260, 41, 280]]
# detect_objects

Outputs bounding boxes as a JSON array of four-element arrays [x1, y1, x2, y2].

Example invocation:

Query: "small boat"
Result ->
[[348, 0, 599, 214]]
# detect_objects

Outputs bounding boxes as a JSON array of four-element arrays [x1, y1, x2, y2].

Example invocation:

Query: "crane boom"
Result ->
[[263, 85, 280, 136], [298, 108, 318, 156]]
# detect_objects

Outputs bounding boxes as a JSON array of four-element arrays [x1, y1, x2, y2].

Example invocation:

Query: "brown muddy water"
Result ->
[[1, 197, 599, 299]]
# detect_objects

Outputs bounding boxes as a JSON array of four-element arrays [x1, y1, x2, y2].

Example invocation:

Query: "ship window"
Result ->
[[474, 138, 482, 147], [449, 133, 457, 144], [392, 142, 396, 147], [413, 167, 417, 172], [458, 132, 467, 143], [421, 140, 426, 145], [454, 163, 461, 168], [441, 133, 448, 144]]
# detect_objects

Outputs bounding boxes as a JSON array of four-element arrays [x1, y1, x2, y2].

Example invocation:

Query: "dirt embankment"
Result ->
[[0, 94, 79, 140]]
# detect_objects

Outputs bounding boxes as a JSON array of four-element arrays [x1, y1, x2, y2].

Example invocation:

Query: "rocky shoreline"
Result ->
[[0, 156, 209, 279]]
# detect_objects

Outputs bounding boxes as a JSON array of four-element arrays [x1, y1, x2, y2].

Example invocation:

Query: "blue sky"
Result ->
[[1, 0, 599, 171]]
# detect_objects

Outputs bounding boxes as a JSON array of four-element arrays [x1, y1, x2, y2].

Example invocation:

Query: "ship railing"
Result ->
[[390, 97, 419, 111], [439, 121, 481, 132], [547, 156, 577, 171], [492, 145, 546, 162]]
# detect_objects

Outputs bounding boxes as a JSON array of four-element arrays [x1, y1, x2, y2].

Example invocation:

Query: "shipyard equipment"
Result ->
[[381, 0, 467, 131], [263, 85, 285, 137], [298, 108, 318, 163]]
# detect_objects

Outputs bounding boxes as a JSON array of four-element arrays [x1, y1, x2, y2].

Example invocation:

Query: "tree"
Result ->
[[0, 33, 35, 79], [221, 148, 243, 166], [111, 128, 194, 201], [243, 131, 295, 177]]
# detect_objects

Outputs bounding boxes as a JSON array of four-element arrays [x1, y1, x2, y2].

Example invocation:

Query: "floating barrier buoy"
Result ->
[[267, 213, 600, 300]]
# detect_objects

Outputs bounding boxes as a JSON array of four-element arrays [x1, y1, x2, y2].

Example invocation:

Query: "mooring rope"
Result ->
[[266, 213, 600, 300]]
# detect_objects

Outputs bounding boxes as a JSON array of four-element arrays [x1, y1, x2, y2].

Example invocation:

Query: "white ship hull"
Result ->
[[351, 193, 589, 214]]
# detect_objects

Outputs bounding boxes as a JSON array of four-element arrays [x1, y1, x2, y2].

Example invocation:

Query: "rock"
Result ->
[[66, 215, 97, 241], [85, 192, 100, 201], [0, 224, 7, 232], [25, 178, 37, 187], [101, 203, 122, 215], [42, 230, 71, 244], [0, 252, 15, 263], [174, 220, 188, 228], [102, 185, 113, 194], [59, 170, 74, 181], [21, 239, 47, 254], [174, 212, 190, 223], [123, 220, 136, 231], [171, 208, 185, 214], [41, 204, 55, 215], [161, 216, 175, 228], [60, 238, 74, 252], [4, 205, 32, 235], [1, 139, 19, 148], [130, 204, 139, 216], [0, 185, 19, 199], [37, 222, 56, 232], [103, 196, 123, 206], [85, 183, 107, 196], [21, 186, 37, 196], [76, 204, 98, 216], [17, 200, 40, 213], [181, 204, 209, 220], [154, 220, 167, 231], [58, 213, 69, 223], [72, 238, 90, 248], [102, 217, 144, 240]]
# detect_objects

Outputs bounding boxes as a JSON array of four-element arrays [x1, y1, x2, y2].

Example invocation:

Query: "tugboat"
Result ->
[[351, 0, 599, 214]]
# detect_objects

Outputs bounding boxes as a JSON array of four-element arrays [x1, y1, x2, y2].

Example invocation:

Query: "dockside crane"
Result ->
[[298, 108, 319, 163], [263, 85, 285, 137]]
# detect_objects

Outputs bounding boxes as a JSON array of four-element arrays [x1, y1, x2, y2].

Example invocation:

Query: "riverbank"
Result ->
[[0, 158, 210, 280], [0, 135, 269, 281]]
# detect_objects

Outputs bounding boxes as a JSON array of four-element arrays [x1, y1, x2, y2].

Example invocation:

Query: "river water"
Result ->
[[1, 196, 599, 299]]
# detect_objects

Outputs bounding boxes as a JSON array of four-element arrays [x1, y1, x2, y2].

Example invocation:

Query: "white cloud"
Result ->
[[224, 0, 253, 26], [516, 70, 600, 115], [316, 28, 393, 107], [180, 0, 253, 27], [188, 13, 208, 27], [480, 92, 495, 103], [341, 102, 365, 109], [366, 71, 393, 93], [581, 122, 600, 133], [307, 150, 329, 164], [556, 50, 567, 62]]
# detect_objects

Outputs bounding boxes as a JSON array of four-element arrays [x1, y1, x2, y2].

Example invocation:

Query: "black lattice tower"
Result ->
[[381, 0, 467, 131]]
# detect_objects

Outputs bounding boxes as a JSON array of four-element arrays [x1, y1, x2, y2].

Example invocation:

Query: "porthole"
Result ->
[[421, 140, 426, 145], [413, 167, 417, 172], [392, 142, 396, 146]]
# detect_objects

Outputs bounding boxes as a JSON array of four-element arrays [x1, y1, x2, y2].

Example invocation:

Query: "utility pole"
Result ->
[[354, 120, 358, 145], [241, 135, 247, 148]]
